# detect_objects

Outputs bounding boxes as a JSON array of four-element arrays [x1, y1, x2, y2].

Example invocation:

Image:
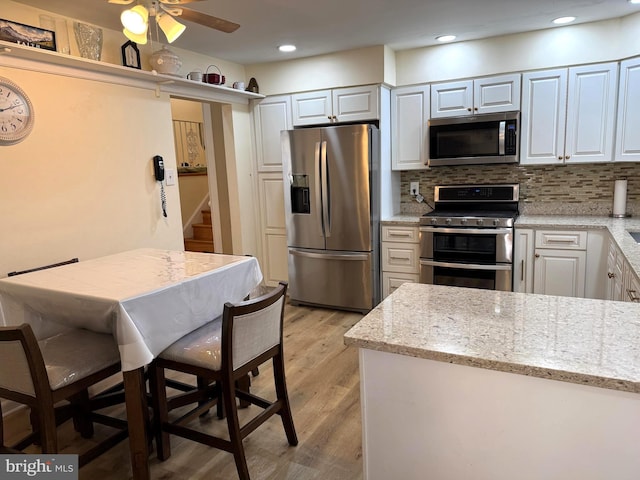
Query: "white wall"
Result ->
[[395, 13, 640, 86]]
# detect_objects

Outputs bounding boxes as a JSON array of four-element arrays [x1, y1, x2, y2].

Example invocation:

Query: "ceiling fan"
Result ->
[[108, 0, 240, 45]]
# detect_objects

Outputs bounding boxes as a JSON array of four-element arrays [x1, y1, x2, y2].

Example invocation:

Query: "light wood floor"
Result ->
[[56, 303, 364, 479]]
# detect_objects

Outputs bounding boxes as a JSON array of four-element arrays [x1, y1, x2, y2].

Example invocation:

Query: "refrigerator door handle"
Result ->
[[289, 249, 369, 261], [320, 140, 330, 237], [314, 141, 324, 236]]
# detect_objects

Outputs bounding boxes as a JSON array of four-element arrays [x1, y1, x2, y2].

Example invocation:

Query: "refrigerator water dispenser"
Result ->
[[291, 174, 310, 214]]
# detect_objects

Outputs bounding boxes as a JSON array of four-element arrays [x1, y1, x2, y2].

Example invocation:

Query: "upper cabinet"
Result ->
[[291, 85, 379, 126], [252, 95, 293, 172], [520, 63, 618, 165], [430, 73, 521, 118], [615, 57, 640, 162], [391, 85, 430, 170]]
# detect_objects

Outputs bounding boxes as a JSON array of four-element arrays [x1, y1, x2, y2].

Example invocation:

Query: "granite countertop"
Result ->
[[344, 282, 640, 393], [381, 214, 421, 225]]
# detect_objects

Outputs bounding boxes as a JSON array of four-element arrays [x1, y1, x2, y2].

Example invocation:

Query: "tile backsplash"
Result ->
[[400, 163, 640, 216]]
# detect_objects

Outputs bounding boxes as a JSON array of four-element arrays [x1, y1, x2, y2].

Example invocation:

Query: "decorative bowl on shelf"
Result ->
[[149, 46, 182, 75]]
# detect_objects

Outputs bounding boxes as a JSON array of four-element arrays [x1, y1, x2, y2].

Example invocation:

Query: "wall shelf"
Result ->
[[0, 41, 264, 103]]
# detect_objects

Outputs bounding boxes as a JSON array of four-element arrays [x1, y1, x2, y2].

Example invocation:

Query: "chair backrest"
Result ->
[[8, 258, 79, 277], [0, 324, 49, 402], [222, 282, 287, 371]]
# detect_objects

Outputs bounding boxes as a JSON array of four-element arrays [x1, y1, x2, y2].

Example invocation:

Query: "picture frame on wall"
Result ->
[[0, 18, 56, 51], [121, 40, 141, 69]]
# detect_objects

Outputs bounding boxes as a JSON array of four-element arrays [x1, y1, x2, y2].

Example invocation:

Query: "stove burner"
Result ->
[[420, 184, 519, 228]]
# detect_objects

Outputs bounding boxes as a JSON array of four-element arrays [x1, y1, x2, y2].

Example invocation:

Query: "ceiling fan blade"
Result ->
[[159, 0, 205, 4], [108, 0, 135, 4], [178, 7, 240, 33]]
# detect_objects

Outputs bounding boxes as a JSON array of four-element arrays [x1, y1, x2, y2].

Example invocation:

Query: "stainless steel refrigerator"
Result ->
[[281, 124, 380, 313]]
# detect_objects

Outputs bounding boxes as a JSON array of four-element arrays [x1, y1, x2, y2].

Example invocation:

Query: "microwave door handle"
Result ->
[[320, 140, 330, 237], [315, 141, 324, 236], [498, 120, 506, 155]]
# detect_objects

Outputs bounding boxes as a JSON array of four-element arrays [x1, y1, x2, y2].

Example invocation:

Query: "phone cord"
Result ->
[[161, 183, 167, 218]]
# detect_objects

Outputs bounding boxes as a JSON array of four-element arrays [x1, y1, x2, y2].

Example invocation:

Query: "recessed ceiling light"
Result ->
[[278, 44, 296, 53], [552, 16, 576, 24], [435, 35, 456, 42]]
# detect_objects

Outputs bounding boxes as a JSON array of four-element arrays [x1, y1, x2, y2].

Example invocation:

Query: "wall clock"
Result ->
[[0, 76, 35, 146]]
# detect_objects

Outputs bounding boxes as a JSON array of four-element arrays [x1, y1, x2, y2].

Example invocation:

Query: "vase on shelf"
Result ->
[[149, 46, 182, 75], [73, 22, 103, 60]]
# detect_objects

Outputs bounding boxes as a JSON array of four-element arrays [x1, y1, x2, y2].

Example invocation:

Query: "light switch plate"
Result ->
[[165, 169, 176, 186], [410, 181, 419, 196]]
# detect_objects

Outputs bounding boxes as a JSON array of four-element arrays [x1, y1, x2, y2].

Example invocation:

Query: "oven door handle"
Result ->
[[419, 226, 513, 235], [420, 259, 512, 271]]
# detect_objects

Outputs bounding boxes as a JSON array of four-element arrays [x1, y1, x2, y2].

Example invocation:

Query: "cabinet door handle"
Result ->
[[535, 253, 540, 258], [608, 272, 615, 279], [628, 289, 640, 302], [521, 259, 525, 282]]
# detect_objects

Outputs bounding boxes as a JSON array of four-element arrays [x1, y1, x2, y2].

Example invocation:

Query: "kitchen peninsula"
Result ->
[[344, 282, 640, 480]]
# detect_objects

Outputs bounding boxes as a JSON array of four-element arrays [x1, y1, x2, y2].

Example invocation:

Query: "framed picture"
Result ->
[[0, 18, 56, 51], [121, 40, 141, 69]]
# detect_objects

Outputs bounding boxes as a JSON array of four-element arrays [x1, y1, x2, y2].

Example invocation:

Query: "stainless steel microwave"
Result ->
[[428, 111, 519, 166]]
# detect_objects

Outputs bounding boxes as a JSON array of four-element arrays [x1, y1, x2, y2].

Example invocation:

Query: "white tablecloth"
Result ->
[[0, 249, 263, 371]]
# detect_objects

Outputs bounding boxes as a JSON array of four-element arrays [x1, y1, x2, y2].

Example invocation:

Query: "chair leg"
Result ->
[[148, 363, 172, 461], [222, 377, 250, 480], [37, 405, 59, 454], [237, 374, 251, 409], [0, 401, 4, 447], [273, 354, 298, 446], [197, 376, 211, 418], [251, 367, 259, 377], [70, 389, 94, 439]]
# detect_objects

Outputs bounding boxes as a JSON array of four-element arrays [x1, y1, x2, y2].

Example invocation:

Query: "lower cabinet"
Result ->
[[606, 236, 640, 303], [515, 228, 588, 298], [381, 224, 420, 298], [533, 248, 586, 297]]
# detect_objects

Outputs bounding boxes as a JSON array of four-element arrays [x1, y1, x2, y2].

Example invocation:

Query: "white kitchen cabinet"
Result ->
[[291, 85, 379, 126], [430, 73, 520, 118], [252, 95, 292, 172], [533, 230, 587, 298], [381, 224, 420, 298], [513, 229, 534, 293], [256, 172, 288, 285], [520, 63, 618, 165], [606, 238, 625, 301], [615, 57, 640, 162], [391, 85, 430, 170], [626, 270, 640, 303]]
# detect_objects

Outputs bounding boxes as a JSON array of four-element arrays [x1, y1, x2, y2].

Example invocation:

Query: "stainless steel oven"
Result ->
[[419, 184, 519, 292]]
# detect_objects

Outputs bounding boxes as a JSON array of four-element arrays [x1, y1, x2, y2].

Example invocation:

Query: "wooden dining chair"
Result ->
[[0, 323, 128, 465], [149, 281, 298, 480]]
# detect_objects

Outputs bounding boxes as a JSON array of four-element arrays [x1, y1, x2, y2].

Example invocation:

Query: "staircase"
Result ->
[[184, 210, 214, 253]]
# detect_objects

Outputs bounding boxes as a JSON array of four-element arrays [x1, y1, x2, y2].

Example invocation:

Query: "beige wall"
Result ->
[[1, 0, 257, 276], [395, 13, 640, 86], [245, 45, 387, 96], [0, 66, 183, 275]]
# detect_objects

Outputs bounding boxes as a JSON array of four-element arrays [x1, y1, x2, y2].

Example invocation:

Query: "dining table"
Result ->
[[0, 248, 263, 480]]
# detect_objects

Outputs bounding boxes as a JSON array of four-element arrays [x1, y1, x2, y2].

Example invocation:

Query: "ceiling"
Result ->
[[11, 0, 640, 65]]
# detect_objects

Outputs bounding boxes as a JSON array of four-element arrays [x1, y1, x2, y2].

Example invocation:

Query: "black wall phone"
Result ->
[[153, 155, 167, 217], [153, 155, 165, 182]]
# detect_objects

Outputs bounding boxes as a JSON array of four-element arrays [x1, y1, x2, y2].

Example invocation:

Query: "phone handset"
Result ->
[[153, 155, 165, 182], [153, 155, 167, 217]]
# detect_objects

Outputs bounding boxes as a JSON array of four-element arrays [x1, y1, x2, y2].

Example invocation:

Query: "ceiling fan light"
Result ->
[[123, 27, 148, 45], [157, 12, 186, 43], [121, 5, 149, 35]]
